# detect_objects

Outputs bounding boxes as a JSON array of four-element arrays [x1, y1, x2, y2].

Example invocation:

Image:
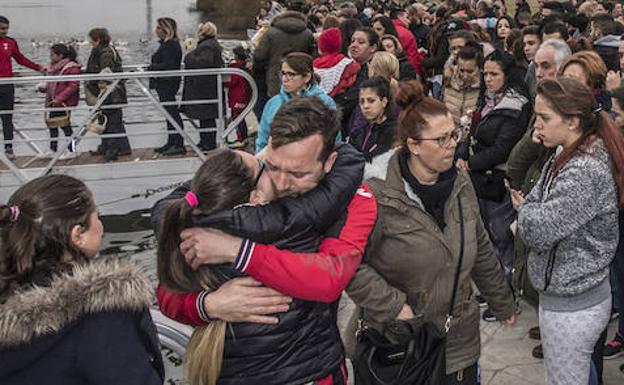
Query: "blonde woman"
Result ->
[[181, 22, 224, 152], [150, 17, 184, 156]]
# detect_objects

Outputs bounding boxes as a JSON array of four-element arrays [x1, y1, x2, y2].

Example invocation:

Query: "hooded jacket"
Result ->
[[253, 11, 315, 97], [255, 82, 336, 153], [313, 53, 361, 98], [0, 260, 164, 385], [348, 150, 514, 374], [593, 35, 621, 72], [43, 58, 81, 107]]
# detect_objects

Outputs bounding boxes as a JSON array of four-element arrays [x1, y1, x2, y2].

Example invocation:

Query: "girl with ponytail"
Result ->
[[0, 175, 163, 385], [517, 77, 624, 385]]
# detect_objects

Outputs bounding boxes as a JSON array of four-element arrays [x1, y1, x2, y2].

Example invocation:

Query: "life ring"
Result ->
[[149, 308, 193, 384]]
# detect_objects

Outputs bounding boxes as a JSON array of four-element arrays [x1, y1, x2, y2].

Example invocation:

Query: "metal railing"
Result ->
[[0, 67, 258, 183]]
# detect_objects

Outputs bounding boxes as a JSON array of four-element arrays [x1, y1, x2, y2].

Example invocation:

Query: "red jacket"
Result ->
[[0, 37, 41, 77], [156, 184, 378, 326], [392, 20, 424, 77], [224, 60, 252, 114], [313, 54, 361, 98], [45, 60, 81, 107]]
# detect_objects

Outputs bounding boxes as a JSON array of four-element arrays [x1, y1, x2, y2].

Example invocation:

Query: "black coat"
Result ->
[[350, 118, 397, 162], [461, 91, 532, 199], [0, 260, 164, 385], [397, 52, 417, 81], [152, 144, 365, 385], [85, 43, 127, 105], [149, 39, 182, 95], [181, 37, 224, 120]]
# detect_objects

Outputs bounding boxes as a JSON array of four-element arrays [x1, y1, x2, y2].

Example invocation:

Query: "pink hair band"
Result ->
[[185, 191, 199, 208], [9, 206, 20, 223]]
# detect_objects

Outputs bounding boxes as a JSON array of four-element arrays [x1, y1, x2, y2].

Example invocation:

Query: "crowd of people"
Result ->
[[2, 0, 624, 385]]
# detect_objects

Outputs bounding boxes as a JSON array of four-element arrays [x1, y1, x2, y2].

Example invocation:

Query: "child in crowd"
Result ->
[[225, 45, 252, 146]]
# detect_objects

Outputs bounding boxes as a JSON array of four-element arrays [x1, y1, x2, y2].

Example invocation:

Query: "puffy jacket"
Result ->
[[347, 150, 515, 374], [153, 144, 377, 385], [85, 43, 127, 105], [255, 82, 336, 153], [0, 260, 164, 385], [181, 37, 224, 120], [0, 36, 41, 77], [443, 75, 480, 125], [393, 19, 423, 76], [44, 59, 81, 107], [148, 39, 182, 95], [254, 11, 315, 96]]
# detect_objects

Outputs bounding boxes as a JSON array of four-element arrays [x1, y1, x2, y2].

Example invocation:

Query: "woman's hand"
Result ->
[[510, 188, 525, 211], [456, 159, 470, 171], [396, 304, 415, 320]]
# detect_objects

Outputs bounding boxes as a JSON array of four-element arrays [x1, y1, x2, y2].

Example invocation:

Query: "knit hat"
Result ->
[[318, 28, 342, 55]]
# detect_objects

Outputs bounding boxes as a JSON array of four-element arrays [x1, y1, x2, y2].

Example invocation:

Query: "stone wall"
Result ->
[[196, 0, 260, 39]]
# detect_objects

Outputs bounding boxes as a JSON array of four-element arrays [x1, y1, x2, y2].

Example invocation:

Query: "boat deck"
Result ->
[[0, 148, 198, 171]]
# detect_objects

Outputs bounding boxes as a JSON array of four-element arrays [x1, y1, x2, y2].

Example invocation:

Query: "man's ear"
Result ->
[[323, 150, 338, 174]]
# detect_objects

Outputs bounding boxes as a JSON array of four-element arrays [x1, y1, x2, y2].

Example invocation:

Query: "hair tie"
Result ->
[[185, 191, 199, 208], [9, 206, 20, 223]]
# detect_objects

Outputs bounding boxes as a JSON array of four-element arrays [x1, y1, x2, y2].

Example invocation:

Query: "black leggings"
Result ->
[[157, 87, 183, 147], [0, 84, 15, 149]]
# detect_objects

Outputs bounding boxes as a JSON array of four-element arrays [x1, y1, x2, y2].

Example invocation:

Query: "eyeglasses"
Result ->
[[418, 128, 462, 148], [253, 159, 267, 188], [280, 70, 300, 80]]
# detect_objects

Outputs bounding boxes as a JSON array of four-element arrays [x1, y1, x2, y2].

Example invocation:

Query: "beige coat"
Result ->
[[347, 151, 515, 374], [443, 75, 480, 125]]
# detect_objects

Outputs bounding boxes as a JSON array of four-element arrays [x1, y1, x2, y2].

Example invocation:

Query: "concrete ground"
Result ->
[[340, 298, 624, 385]]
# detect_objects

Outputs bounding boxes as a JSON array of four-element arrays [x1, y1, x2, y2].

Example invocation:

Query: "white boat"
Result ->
[[0, 68, 258, 215]]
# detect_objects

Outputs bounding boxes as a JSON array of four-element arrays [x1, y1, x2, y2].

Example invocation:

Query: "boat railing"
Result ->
[[0, 67, 258, 182]]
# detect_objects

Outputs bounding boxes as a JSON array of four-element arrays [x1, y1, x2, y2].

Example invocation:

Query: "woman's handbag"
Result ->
[[44, 103, 70, 129], [353, 196, 466, 385], [85, 111, 108, 134], [470, 169, 507, 202]]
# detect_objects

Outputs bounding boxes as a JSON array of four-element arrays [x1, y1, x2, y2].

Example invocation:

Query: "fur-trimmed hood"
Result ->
[[0, 259, 153, 349]]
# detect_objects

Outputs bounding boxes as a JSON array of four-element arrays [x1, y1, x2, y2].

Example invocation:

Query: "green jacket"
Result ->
[[347, 151, 515, 374]]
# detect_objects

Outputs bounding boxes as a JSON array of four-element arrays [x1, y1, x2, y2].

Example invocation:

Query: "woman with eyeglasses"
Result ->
[[517, 77, 624, 385], [456, 50, 532, 321], [347, 80, 515, 385], [255, 52, 336, 153]]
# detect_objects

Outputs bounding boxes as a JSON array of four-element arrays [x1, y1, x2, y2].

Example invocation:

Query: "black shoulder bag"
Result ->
[[353, 196, 465, 385]]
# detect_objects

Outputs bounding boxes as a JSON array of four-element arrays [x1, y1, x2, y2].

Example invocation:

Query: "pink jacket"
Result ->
[[44, 59, 81, 107]]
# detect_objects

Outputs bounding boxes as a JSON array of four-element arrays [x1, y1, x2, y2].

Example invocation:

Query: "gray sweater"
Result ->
[[518, 138, 618, 311]]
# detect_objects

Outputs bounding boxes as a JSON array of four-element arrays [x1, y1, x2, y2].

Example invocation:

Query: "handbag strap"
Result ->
[[444, 195, 464, 333]]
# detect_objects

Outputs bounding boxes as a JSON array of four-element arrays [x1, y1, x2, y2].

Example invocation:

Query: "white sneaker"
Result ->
[[59, 151, 78, 160]]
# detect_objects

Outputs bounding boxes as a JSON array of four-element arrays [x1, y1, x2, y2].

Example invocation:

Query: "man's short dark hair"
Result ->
[[0, 16, 9, 25], [522, 25, 541, 38], [270, 97, 340, 162], [540, 21, 569, 41], [592, 13, 617, 36]]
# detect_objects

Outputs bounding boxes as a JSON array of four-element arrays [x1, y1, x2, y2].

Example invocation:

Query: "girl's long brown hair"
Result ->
[[537, 77, 624, 206], [157, 148, 255, 385]]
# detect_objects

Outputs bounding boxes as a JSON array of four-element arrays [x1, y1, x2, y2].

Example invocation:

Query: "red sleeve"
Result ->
[[156, 285, 206, 326], [11, 40, 41, 72], [234, 184, 377, 303]]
